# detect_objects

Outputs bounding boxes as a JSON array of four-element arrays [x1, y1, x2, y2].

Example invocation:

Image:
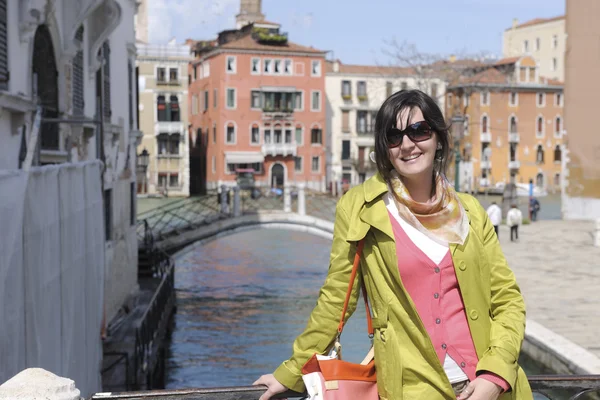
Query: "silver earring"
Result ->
[[435, 144, 443, 161]]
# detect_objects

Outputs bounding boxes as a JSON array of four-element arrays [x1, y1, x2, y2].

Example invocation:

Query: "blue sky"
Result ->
[[148, 0, 565, 65]]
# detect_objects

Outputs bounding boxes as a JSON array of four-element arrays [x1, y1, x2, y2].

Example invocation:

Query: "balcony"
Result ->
[[509, 132, 520, 143], [156, 78, 181, 86], [157, 121, 184, 132], [479, 178, 490, 187], [480, 159, 492, 169], [261, 142, 297, 157], [509, 160, 521, 169], [480, 132, 492, 142]]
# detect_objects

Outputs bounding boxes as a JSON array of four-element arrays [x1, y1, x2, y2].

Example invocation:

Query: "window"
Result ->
[[463, 93, 470, 107], [555, 116, 562, 137], [536, 145, 545, 164], [357, 81, 367, 99], [284, 59, 292, 75], [251, 90, 262, 109], [311, 91, 321, 111], [523, 40, 529, 53], [157, 95, 167, 121], [130, 183, 135, 226], [294, 92, 303, 110], [555, 92, 563, 107], [554, 145, 562, 162], [285, 128, 292, 143], [204, 62, 210, 77], [169, 134, 180, 155], [169, 67, 178, 83], [400, 82, 408, 90], [551, 58, 557, 72], [430, 83, 438, 99], [510, 116, 517, 133], [226, 122, 236, 144], [273, 125, 282, 143], [262, 91, 295, 112], [312, 156, 320, 172], [264, 59, 272, 74], [100, 41, 111, 120], [386, 81, 393, 98], [251, 124, 260, 144], [213, 88, 217, 108], [357, 111, 368, 133], [294, 156, 303, 172], [311, 60, 321, 76], [342, 110, 350, 132], [295, 125, 303, 145], [169, 95, 180, 121], [104, 189, 112, 241], [509, 92, 518, 106], [264, 127, 272, 144], [158, 173, 167, 188], [191, 95, 198, 115], [251, 57, 260, 74], [535, 38, 541, 51], [73, 26, 84, 116], [212, 156, 216, 173], [274, 59, 282, 74], [341, 80, 351, 98], [537, 92, 545, 107], [481, 115, 488, 133], [157, 67, 166, 83], [480, 91, 489, 106], [311, 127, 322, 144], [447, 93, 453, 108], [169, 174, 179, 187], [342, 140, 351, 160], [203, 91, 209, 112], [553, 35, 558, 49], [226, 56, 236, 73], [157, 133, 180, 155], [226, 88, 236, 109], [213, 123, 216, 144], [536, 116, 544, 137]]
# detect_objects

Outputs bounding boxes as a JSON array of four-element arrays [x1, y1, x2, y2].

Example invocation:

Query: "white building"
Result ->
[[503, 16, 565, 82], [0, 0, 140, 393], [325, 60, 446, 190]]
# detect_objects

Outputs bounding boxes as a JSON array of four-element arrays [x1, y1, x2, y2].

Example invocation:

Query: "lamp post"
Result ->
[[451, 115, 465, 192], [137, 148, 149, 194]]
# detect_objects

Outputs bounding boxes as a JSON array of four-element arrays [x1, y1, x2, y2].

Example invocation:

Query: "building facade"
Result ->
[[447, 56, 564, 194], [188, 18, 327, 192], [562, 0, 600, 219], [137, 41, 192, 196], [503, 16, 565, 82], [325, 60, 446, 191]]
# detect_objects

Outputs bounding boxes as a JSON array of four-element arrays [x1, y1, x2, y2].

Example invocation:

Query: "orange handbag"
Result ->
[[301, 239, 379, 400]]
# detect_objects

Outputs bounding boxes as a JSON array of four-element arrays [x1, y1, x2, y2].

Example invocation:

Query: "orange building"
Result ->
[[446, 56, 564, 194], [187, 17, 327, 192]]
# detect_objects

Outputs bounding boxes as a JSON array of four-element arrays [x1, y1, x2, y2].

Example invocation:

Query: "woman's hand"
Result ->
[[456, 378, 502, 400], [253, 374, 288, 400]]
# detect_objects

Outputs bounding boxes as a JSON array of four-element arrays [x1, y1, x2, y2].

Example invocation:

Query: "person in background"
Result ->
[[254, 90, 532, 400], [529, 197, 541, 222], [506, 204, 523, 242], [486, 201, 502, 237]]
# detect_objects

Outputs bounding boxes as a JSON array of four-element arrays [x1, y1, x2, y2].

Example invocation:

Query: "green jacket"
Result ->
[[274, 173, 533, 400]]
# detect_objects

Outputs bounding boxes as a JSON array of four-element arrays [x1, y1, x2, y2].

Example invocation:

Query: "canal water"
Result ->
[[166, 229, 556, 398]]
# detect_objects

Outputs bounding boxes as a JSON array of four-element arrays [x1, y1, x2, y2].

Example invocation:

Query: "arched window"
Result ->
[[274, 124, 283, 143], [73, 26, 84, 116], [554, 145, 562, 162], [157, 95, 167, 121], [250, 123, 260, 144], [226, 122, 236, 144], [555, 116, 562, 136], [481, 115, 488, 133], [536, 173, 544, 188], [536, 145, 545, 164], [537, 116, 544, 136], [169, 95, 180, 121], [33, 24, 59, 150], [510, 116, 517, 133]]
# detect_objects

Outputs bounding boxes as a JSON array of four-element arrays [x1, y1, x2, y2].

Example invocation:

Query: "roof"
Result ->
[[507, 15, 564, 30], [325, 61, 414, 75], [254, 20, 281, 26], [494, 57, 520, 66], [461, 68, 508, 85], [218, 34, 325, 54]]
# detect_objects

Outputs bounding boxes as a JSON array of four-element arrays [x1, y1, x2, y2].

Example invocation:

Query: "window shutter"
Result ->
[[72, 26, 84, 115], [0, 0, 7, 90], [102, 41, 111, 119]]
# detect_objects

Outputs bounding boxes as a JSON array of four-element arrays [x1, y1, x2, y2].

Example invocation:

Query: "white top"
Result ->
[[383, 192, 469, 384], [506, 208, 523, 227], [486, 204, 502, 226]]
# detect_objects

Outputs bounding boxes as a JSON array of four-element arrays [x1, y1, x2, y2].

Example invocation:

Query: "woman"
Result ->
[[254, 90, 533, 400]]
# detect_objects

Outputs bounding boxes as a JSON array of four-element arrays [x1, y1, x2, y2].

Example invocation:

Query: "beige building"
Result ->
[[563, 0, 600, 219], [503, 16, 565, 82], [137, 41, 192, 196]]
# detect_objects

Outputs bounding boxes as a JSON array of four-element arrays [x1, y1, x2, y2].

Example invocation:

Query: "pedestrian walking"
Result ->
[[254, 90, 532, 400], [507, 204, 523, 242], [486, 201, 502, 237]]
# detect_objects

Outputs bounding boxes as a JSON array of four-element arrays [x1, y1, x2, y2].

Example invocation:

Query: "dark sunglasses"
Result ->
[[386, 121, 435, 148]]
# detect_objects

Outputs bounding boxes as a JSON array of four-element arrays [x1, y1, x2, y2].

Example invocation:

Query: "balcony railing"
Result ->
[[509, 132, 520, 143], [262, 109, 294, 121], [481, 159, 492, 169], [480, 132, 492, 142], [509, 160, 521, 169], [156, 121, 184, 131], [480, 178, 490, 187], [156, 78, 181, 86], [261, 142, 297, 157]]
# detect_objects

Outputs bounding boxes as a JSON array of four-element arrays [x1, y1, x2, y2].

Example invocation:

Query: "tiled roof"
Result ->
[[461, 68, 508, 85], [494, 57, 520, 66], [219, 34, 325, 54], [507, 15, 564, 30], [325, 61, 414, 75]]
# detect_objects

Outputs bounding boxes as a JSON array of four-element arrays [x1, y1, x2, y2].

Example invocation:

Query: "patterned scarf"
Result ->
[[389, 170, 469, 245]]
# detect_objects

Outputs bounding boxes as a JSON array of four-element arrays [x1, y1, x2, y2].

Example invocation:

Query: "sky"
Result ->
[[148, 0, 565, 65]]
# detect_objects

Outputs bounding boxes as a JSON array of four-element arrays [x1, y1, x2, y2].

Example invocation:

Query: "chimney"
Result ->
[[236, 0, 265, 29], [333, 60, 340, 73], [512, 18, 519, 29]]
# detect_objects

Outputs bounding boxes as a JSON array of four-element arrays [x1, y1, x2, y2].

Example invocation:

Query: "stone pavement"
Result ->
[[497, 220, 600, 365]]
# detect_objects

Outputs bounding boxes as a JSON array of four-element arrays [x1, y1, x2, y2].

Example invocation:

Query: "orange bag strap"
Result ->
[[336, 239, 373, 338]]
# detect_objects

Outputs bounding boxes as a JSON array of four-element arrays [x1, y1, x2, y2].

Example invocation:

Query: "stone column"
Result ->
[[297, 183, 306, 216], [0, 368, 80, 400], [283, 184, 292, 212], [233, 186, 241, 217], [220, 184, 229, 214]]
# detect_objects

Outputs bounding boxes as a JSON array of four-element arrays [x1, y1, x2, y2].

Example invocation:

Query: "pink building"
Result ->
[[188, 15, 327, 192]]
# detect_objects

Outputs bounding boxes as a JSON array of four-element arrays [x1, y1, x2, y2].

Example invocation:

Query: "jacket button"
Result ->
[[461, 362, 466, 368], [459, 261, 467, 271], [434, 267, 440, 273], [469, 310, 479, 320]]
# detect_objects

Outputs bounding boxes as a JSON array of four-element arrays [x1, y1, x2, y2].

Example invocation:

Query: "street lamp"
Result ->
[[451, 115, 465, 192], [137, 148, 150, 194]]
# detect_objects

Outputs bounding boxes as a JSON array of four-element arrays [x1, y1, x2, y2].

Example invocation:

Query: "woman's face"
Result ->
[[388, 107, 438, 181]]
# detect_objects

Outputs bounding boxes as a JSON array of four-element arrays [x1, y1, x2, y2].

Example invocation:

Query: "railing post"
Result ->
[[220, 184, 229, 214], [0, 368, 81, 400], [595, 218, 600, 247], [233, 186, 241, 217], [297, 183, 306, 216], [283, 184, 292, 212]]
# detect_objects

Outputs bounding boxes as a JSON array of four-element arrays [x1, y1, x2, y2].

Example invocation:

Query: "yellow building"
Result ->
[[446, 56, 564, 194]]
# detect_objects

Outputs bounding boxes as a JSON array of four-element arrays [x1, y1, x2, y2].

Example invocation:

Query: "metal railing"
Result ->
[[91, 376, 600, 400]]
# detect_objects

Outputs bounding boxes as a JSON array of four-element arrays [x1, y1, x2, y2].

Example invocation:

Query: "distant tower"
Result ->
[[236, 0, 265, 29], [135, 0, 149, 43]]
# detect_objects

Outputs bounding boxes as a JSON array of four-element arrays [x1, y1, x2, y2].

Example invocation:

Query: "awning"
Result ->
[[260, 86, 297, 93], [224, 152, 265, 164]]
